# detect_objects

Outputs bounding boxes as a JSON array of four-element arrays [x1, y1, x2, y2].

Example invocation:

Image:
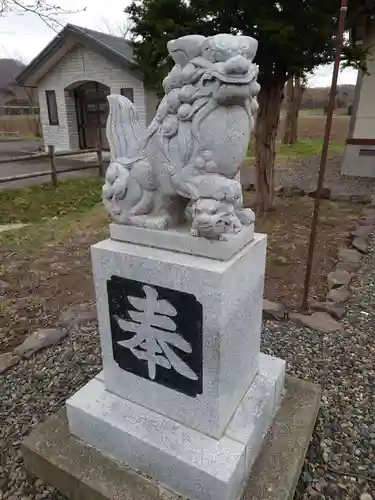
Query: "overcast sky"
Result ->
[[0, 0, 358, 88]]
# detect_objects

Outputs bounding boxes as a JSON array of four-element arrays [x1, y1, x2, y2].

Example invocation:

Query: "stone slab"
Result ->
[[290, 312, 341, 334], [67, 381, 246, 500], [309, 300, 346, 320], [335, 260, 361, 273], [351, 225, 375, 238], [257, 354, 285, 408], [352, 237, 369, 254], [66, 353, 285, 500], [14, 328, 67, 359], [0, 351, 20, 374], [326, 286, 350, 304], [109, 223, 255, 261], [91, 235, 267, 439], [262, 299, 286, 321], [225, 375, 276, 472], [22, 376, 320, 500], [358, 215, 375, 226], [338, 248, 362, 264], [327, 269, 351, 290], [242, 376, 321, 500]]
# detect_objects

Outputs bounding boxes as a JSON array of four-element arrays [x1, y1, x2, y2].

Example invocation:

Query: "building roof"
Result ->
[[70, 25, 136, 64], [16, 23, 139, 86]]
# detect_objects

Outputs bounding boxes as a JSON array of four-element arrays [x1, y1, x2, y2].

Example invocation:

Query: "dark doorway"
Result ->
[[74, 82, 110, 150]]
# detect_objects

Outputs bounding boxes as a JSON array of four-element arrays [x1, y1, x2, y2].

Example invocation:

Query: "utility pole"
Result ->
[[302, 0, 349, 311]]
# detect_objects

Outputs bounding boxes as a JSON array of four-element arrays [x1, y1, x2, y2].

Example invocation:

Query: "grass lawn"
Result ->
[[277, 138, 344, 156], [0, 133, 38, 140], [0, 178, 107, 259], [247, 138, 344, 160], [0, 177, 103, 224]]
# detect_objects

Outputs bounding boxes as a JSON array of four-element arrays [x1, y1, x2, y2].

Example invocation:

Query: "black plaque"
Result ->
[[107, 276, 203, 397]]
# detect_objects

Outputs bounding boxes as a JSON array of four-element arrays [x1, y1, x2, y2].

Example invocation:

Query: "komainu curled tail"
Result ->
[[106, 95, 144, 161], [103, 95, 156, 223]]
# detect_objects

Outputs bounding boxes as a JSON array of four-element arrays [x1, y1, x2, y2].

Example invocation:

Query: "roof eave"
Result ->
[[16, 25, 71, 85], [16, 23, 141, 86]]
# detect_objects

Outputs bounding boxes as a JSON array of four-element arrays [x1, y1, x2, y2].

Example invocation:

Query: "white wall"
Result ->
[[353, 27, 375, 140], [37, 44, 148, 151], [341, 21, 375, 177]]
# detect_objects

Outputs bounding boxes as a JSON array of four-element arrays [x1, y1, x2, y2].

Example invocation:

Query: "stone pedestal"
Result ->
[[66, 233, 286, 500]]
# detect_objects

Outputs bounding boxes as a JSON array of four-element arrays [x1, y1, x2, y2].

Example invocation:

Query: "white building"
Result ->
[[16, 24, 158, 152], [342, 16, 375, 177]]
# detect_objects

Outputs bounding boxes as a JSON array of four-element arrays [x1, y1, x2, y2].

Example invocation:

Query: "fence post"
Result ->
[[97, 146, 104, 177], [48, 145, 58, 187]]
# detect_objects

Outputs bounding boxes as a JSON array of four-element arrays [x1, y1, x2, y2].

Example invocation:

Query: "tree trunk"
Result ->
[[255, 81, 285, 212], [282, 78, 294, 144], [289, 77, 305, 144], [283, 77, 305, 145]]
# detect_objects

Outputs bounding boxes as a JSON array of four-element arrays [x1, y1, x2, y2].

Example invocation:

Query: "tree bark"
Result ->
[[282, 78, 294, 144], [290, 77, 305, 143], [255, 81, 285, 212], [283, 77, 305, 144]]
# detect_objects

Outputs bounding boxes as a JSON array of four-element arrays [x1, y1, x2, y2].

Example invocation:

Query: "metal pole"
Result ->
[[302, 0, 349, 311]]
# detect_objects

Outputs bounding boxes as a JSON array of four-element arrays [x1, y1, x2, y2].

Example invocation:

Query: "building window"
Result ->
[[120, 88, 134, 103], [45, 90, 59, 125]]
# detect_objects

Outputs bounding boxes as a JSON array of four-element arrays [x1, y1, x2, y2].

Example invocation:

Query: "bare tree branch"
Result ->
[[98, 15, 131, 39], [0, 0, 85, 32]]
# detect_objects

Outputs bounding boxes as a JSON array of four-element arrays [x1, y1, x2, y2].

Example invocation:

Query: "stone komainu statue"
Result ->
[[102, 33, 260, 240]]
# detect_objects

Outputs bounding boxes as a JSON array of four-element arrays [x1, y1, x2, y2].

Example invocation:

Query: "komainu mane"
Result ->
[[103, 33, 260, 240]]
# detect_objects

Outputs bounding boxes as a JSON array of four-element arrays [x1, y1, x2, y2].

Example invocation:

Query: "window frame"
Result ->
[[45, 90, 59, 126], [120, 87, 134, 103]]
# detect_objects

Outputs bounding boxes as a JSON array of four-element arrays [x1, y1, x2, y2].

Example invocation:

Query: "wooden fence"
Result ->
[[0, 115, 40, 136], [0, 145, 105, 187], [0, 105, 40, 116]]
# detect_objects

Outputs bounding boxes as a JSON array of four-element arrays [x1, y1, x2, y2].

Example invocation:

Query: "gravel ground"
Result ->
[[242, 152, 375, 198], [264, 241, 375, 499], [280, 152, 375, 197], [0, 322, 102, 500], [1, 241, 375, 499]]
